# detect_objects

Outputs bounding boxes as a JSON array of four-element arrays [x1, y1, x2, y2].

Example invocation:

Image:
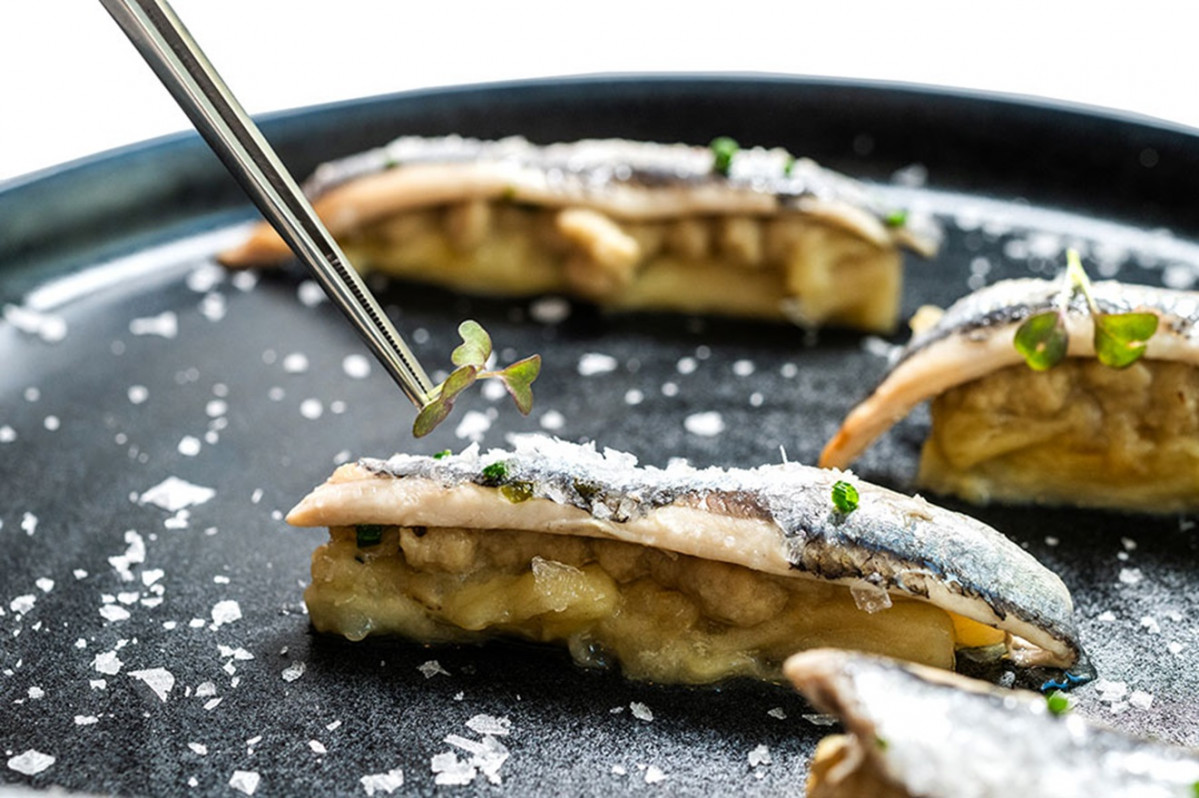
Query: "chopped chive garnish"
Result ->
[[710, 137, 740, 176], [831, 480, 859, 514], [433, 449, 452, 460], [355, 524, 385, 548], [500, 481, 534, 503], [883, 209, 908, 227], [481, 461, 509, 485], [783, 156, 796, 177]]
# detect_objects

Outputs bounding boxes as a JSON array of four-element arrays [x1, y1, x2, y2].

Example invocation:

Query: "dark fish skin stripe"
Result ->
[[357, 437, 1084, 666], [897, 278, 1199, 368]]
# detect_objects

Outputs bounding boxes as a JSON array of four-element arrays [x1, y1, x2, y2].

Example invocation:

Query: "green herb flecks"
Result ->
[[355, 524, 385, 548], [783, 156, 796, 177], [1013, 249, 1159, 372], [500, 481, 534, 503], [1045, 690, 1070, 716], [831, 480, 859, 514], [412, 320, 541, 437], [874, 735, 888, 751], [481, 460, 510, 486], [883, 209, 908, 228], [710, 137, 740, 176], [433, 449, 452, 460]]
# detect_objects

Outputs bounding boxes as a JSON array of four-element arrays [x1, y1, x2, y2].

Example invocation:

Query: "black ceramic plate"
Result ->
[[3, 76, 1199, 797]]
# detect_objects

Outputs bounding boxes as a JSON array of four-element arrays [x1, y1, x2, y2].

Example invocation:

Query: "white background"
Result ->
[[1, 2, 1196, 183]]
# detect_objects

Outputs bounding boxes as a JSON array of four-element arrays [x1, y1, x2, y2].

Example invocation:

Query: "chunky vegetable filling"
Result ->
[[305, 525, 1004, 684], [921, 358, 1199, 511]]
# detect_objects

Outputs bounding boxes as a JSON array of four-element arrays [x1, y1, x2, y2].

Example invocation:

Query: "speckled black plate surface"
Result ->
[[3, 75, 1199, 796]]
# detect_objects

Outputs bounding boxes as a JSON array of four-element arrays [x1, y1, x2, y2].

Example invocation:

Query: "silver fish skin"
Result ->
[[786, 649, 1199, 798], [299, 134, 937, 250], [821, 277, 1199, 469], [289, 435, 1083, 668]]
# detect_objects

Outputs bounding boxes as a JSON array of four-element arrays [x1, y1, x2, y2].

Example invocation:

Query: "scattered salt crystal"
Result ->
[[75, 638, 87, 649], [187, 263, 224, 293], [177, 436, 202, 457], [100, 605, 131, 622], [43, 415, 60, 431], [360, 767, 405, 795], [231, 271, 257, 291], [118, 591, 139, 605], [538, 410, 565, 431], [129, 668, 175, 702], [644, 765, 667, 784], [282, 662, 306, 682], [90, 680, 107, 690], [661, 381, 678, 397], [299, 399, 323, 420], [129, 311, 178, 338], [732, 359, 755, 377], [1141, 616, 1161, 634], [418, 660, 450, 679], [1121, 537, 1138, 551], [1044, 536, 1059, 547], [27, 686, 44, 700], [747, 744, 771, 767], [282, 352, 309, 373], [629, 702, 654, 722], [1118, 568, 1143, 586], [214, 575, 231, 584], [228, 770, 260, 795], [1129, 690, 1154, 710], [309, 740, 326, 755], [850, 581, 893, 614], [529, 296, 571, 324], [204, 698, 222, 711], [188, 618, 205, 628], [683, 411, 724, 437], [199, 292, 226, 321], [676, 357, 698, 375], [432, 751, 476, 786], [210, 600, 242, 628], [7, 749, 55, 776], [624, 389, 644, 406], [803, 714, 839, 726], [206, 399, 228, 418], [0, 425, 14, 443], [578, 353, 618, 376], [4, 304, 68, 343], [35, 578, 53, 593], [128, 385, 149, 404], [1168, 641, 1185, 655], [454, 411, 491, 442], [327, 720, 342, 731], [10, 594, 35, 615], [297, 280, 326, 307], [342, 354, 371, 379], [196, 682, 217, 698], [218, 646, 253, 661], [188, 743, 208, 756], [141, 569, 164, 587], [611, 765, 627, 776], [75, 715, 99, 726], [1097, 610, 1117, 622], [268, 387, 285, 401], [74, 568, 88, 579], [749, 392, 764, 407], [1094, 679, 1128, 703], [466, 714, 511, 736], [139, 477, 215, 512], [767, 707, 787, 720], [21, 512, 38, 535]]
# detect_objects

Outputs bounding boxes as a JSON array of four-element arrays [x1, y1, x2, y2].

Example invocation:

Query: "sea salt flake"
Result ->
[[199, 292, 226, 321], [611, 765, 627, 776], [630, 702, 654, 721], [229, 770, 260, 795], [7, 749, 55, 775], [308, 740, 326, 755], [1129, 690, 1154, 709], [299, 398, 323, 419], [529, 296, 571, 324], [418, 660, 450, 679], [35, 578, 53, 593], [10, 594, 35, 615], [683, 411, 724, 437], [21, 512, 38, 535], [0, 425, 15, 443], [195, 681, 218, 698], [189, 742, 208, 755], [326, 720, 342, 731], [1168, 641, 1185, 655], [1118, 567, 1143, 586], [4, 304, 68, 343], [27, 686, 44, 700], [282, 662, 306, 682], [342, 354, 371, 379], [90, 679, 107, 690], [282, 352, 309, 373], [129, 311, 178, 338], [177, 436, 202, 456], [466, 714, 511, 736], [75, 715, 99, 726], [129, 668, 175, 702], [539, 410, 565, 431], [1141, 616, 1161, 634], [732, 359, 755, 377], [139, 477, 215, 512], [1095, 679, 1128, 703], [624, 389, 644, 406], [100, 605, 131, 622], [218, 646, 253, 661], [644, 765, 667, 784], [676, 357, 698, 375], [141, 569, 164, 587], [1097, 610, 1117, 622], [204, 697, 222, 711], [748, 744, 772, 767], [578, 353, 618, 376], [767, 707, 787, 720], [360, 767, 405, 795], [118, 591, 140, 605]]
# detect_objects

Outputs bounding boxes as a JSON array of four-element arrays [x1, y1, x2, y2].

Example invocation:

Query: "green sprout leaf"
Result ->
[[831, 480, 859, 514], [412, 365, 479, 438], [1045, 690, 1070, 716], [1093, 312, 1159, 369], [494, 355, 542, 415], [710, 136, 740, 176], [1014, 310, 1069, 371], [451, 320, 493, 367]]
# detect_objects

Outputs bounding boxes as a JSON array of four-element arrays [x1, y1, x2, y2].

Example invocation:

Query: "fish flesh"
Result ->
[[786, 648, 1199, 798], [286, 435, 1081, 684], [820, 277, 1199, 511], [219, 135, 938, 331]]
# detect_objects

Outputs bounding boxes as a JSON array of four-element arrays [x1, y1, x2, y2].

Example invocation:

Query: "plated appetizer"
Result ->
[[820, 270, 1198, 511], [219, 135, 937, 332], [286, 436, 1082, 685], [786, 649, 1199, 798]]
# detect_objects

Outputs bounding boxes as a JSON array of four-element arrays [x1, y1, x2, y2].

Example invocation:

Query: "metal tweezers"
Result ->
[[100, 0, 435, 410]]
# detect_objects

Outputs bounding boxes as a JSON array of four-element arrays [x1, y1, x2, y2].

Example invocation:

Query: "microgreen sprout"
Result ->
[[1014, 249, 1158, 371], [710, 137, 740, 176], [412, 320, 541, 437], [831, 480, 859, 514]]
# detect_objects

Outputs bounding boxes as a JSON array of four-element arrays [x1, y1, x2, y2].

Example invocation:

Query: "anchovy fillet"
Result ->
[[287, 435, 1083, 668], [786, 649, 1199, 798]]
